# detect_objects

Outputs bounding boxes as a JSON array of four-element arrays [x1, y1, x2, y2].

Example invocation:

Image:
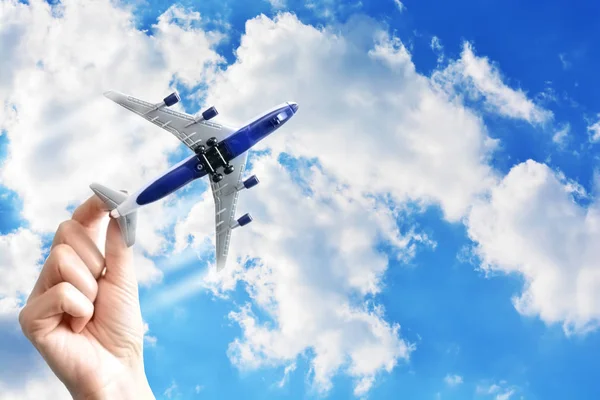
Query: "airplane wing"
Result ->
[[210, 152, 249, 271], [104, 90, 235, 152]]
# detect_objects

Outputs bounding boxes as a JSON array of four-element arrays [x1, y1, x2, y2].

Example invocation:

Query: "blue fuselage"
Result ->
[[135, 102, 298, 206]]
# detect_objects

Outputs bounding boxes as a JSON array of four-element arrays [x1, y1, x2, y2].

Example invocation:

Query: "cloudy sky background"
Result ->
[[2, 0, 600, 399]]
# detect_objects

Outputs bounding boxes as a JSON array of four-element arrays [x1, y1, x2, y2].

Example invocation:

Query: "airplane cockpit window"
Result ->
[[272, 111, 289, 126], [276, 111, 289, 123]]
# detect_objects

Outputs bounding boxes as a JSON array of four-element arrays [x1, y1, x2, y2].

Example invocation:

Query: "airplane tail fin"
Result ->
[[90, 183, 137, 247]]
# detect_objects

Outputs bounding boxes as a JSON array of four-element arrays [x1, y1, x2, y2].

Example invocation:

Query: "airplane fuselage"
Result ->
[[112, 101, 298, 217]]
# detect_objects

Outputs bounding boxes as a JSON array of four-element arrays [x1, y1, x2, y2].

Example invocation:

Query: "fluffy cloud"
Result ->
[[175, 156, 419, 395], [168, 12, 535, 395], [444, 374, 463, 387], [433, 42, 552, 125], [394, 0, 406, 12], [0, 0, 230, 293], [0, 371, 70, 400], [143, 321, 158, 347], [587, 114, 600, 142], [205, 14, 498, 222], [0, 0, 223, 249], [163, 381, 180, 399], [467, 160, 600, 334], [0, 228, 43, 318], [276, 362, 297, 388], [266, 0, 287, 10], [552, 122, 570, 146], [476, 381, 518, 400]]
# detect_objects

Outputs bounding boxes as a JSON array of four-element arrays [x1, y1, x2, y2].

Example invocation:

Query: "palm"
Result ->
[[41, 277, 145, 396]]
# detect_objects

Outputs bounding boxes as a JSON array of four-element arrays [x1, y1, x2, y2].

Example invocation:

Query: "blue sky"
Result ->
[[2, 0, 600, 399]]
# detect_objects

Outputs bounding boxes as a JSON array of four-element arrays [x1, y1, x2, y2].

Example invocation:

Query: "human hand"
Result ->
[[19, 195, 155, 400]]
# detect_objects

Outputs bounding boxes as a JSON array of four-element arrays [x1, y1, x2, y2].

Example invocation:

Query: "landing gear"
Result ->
[[195, 140, 233, 184], [224, 164, 235, 175], [212, 173, 223, 183]]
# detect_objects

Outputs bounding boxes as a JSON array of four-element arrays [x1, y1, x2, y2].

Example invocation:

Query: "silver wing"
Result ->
[[104, 90, 235, 151], [210, 152, 249, 270]]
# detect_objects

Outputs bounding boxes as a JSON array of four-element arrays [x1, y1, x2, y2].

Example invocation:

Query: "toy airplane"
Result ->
[[91, 90, 298, 270]]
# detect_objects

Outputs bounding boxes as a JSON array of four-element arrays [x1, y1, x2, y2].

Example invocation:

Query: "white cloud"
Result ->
[[176, 157, 419, 395], [0, 1, 227, 283], [266, 0, 287, 9], [559, 53, 571, 70], [467, 160, 600, 334], [552, 122, 570, 146], [276, 362, 297, 388], [206, 14, 498, 222], [393, 0, 406, 12], [476, 381, 517, 400], [0, 228, 43, 317], [495, 390, 515, 400], [433, 42, 552, 124], [163, 381, 179, 398], [0, 364, 70, 400], [587, 114, 600, 142], [143, 321, 158, 347], [167, 11, 520, 396], [444, 374, 463, 387], [430, 36, 444, 64], [431, 36, 443, 51], [0, 297, 21, 319], [194, 384, 204, 394]]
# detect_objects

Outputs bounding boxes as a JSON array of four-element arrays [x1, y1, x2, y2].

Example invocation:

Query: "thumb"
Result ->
[[104, 218, 136, 285]]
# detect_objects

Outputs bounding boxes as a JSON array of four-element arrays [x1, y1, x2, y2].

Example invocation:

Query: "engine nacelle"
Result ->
[[232, 213, 253, 229], [238, 213, 253, 227], [163, 92, 180, 107], [202, 106, 218, 121], [236, 175, 259, 192]]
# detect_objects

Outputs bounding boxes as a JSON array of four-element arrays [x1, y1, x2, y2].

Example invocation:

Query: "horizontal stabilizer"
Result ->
[[90, 183, 137, 247]]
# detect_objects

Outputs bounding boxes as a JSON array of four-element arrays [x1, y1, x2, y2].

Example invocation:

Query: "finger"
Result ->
[[19, 282, 94, 341], [71, 194, 109, 240], [103, 218, 135, 285], [52, 219, 105, 279], [28, 244, 99, 303]]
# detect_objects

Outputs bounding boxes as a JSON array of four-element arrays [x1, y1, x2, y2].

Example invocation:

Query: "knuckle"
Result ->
[[18, 307, 27, 330], [50, 243, 75, 262], [55, 281, 75, 299], [18, 307, 33, 340], [47, 244, 74, 280], [56, 219, 78, 238]]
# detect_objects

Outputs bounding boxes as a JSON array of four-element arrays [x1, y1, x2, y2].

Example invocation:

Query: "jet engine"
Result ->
[[202, 106, 218, 121], [163, 92, 180, 107], [236, 175, 260, 191], [185, 106, 219, 128], [232, 213, 253, 229]]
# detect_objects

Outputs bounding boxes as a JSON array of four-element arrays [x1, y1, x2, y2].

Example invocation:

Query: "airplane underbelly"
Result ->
[[223, 121, 274, 159], [222, 128, 253, 159], [136, 156, 206, 205]]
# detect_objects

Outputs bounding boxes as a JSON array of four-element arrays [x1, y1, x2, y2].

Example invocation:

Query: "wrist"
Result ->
[[74, 368, 155, 400]]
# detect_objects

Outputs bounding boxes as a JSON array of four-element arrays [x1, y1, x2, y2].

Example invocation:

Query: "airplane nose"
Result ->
[[288, 102, 299, 113]]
